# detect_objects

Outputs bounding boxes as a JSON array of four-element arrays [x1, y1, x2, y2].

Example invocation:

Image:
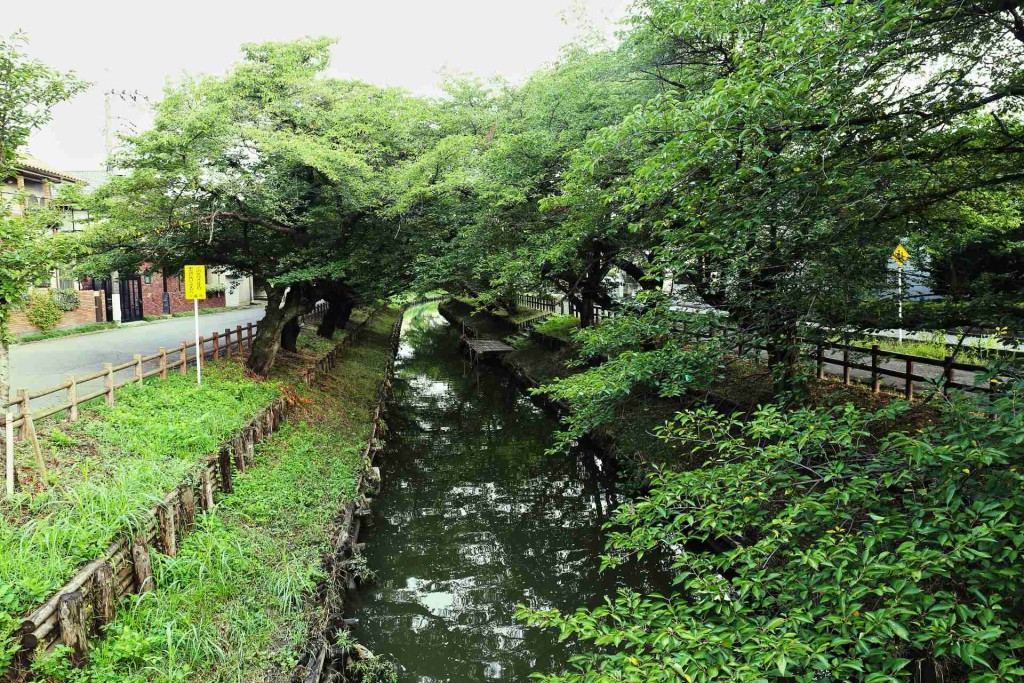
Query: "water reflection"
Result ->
[[349, 305, 657, 682]]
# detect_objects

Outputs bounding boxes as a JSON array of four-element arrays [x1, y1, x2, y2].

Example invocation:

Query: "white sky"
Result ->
[[9, 0, 631, 172]]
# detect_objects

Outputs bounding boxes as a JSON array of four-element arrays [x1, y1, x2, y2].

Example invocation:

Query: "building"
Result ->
[[3, 160, 259, 335], [59, 169, 258, 322]]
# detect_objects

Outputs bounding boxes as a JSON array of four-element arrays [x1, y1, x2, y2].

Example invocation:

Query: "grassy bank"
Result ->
[[25, 309, 399, 682], [0, 311, 375, 676]]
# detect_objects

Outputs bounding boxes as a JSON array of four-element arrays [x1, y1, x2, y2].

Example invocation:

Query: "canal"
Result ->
[[347, 304, 656, 681]]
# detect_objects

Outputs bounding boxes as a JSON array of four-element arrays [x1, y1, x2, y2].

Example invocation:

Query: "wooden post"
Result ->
[[870, 345, 881, 394], [132, 542, 153, 593], [234, 437, 247, 473], [943, 355, 954, 394], [92, 562, 116, 627], [17, 393, 27, 442], [905, 359, 914, 400], [223, 328, 231, 358], [159, 347, 168, 379], [58, 590, 89, 663], [212, 332, 220, 360], [20, 390, 48, 485], [4, 413, 13, 497], [179, 485, 196, 531], [66, 376, 79, 422], [236, 325, 243, 354], [247, 323, 254, 349], [200, 468, 215, 510], [157, 503, 177, 557], [179, 342, 188, 376], [103, 363, 114, 406], [134, 354, 143, 383], [842, 348, 851, 385], [218, 447, 233, 493], [816, 343, 825, 380]]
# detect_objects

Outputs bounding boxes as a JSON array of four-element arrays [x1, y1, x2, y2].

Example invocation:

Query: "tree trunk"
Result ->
[[764, 315, 803, 396], [281, 316, 301, 353], [575, 295, 596, 328], [246, 286, 304, 377], [317, 285, 357, 339]]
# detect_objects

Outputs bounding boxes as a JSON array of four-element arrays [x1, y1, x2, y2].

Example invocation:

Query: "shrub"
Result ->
[[520, 384, 1024, 681], [24, 290, 64, 332], [206, 283, 226, 295], [352, 657, 399, 683], [52, 288, 80, 312]]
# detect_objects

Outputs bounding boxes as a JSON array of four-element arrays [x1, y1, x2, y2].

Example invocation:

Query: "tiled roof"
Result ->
[[14, 158, 86, 184]]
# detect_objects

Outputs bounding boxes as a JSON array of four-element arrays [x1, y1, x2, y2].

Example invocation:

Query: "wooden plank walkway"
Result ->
[[464, 338, 514, 364]]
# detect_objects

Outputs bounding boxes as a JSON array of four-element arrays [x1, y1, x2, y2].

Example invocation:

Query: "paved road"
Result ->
[[9, 306, 266, 402]]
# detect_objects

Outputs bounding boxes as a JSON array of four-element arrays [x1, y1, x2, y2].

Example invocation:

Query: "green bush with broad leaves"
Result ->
[[24, 290, 64, 332], [535, 298, 728, 450], [518, 382, 1024, 681], [51, 288, 80, 312]]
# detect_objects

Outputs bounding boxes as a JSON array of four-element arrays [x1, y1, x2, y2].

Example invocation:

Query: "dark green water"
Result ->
[[348, 305, 653, 681]]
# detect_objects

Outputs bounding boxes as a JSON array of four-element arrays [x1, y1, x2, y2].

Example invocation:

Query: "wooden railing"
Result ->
[[692, 320, 998, 398], [512, 296, 999, 397], [2, 302, 330, 494]]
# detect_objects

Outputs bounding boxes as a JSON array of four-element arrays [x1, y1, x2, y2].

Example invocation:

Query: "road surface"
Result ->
[[9, 306, 266, 403]]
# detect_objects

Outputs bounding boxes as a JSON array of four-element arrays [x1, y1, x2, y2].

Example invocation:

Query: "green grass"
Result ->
[[15, 323, 118, 343], [849, 332, 1016, 366], [27, 310, 399, 682], [533, 314, 580, 342], [0, 362, 281, 673]]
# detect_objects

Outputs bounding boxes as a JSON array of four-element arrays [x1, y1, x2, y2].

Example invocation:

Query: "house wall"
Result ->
[[209, 270, 254, 307], [9, 290, 106, 338], [139, 270, 225, 317]]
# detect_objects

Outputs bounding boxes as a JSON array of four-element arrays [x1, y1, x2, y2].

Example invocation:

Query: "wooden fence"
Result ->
[[8, 303, 365, 673], [2, 302, 329, 494], [513, 295, 998, 397], [516, 294, 617, 325], [2, 302, 328, 438], [302, 312, 403, 683], [803, 338, 995, 399]]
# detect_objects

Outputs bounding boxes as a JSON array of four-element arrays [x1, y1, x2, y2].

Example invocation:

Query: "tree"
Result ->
[[0, 33, 85, 402], [81, 39, 430, 375], [406, 46, 656, 321], [560, 0, 1024, 392]]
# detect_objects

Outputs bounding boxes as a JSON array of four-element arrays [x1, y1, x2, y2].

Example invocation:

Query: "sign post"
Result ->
[[891, 245, 910, 343], [184, 266, 207, 385]]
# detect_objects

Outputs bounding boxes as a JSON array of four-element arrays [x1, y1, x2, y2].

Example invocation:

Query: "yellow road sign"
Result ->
[[184, 265, 207, 300], [892, 244, 910, 267]]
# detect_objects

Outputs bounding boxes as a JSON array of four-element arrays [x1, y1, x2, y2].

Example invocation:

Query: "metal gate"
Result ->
[[92, 276, 144, 322]]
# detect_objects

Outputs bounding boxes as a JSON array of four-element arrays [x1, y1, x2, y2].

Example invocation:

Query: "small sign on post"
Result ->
[[184, 265, 207, 385], [891, 244, 910, 343]]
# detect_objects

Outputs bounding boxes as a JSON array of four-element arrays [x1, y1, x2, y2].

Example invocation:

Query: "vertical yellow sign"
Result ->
[[184, 265, 207, 300]]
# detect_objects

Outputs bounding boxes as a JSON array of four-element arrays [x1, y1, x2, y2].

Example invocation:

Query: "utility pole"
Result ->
[[104, 91, 114, 173]]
